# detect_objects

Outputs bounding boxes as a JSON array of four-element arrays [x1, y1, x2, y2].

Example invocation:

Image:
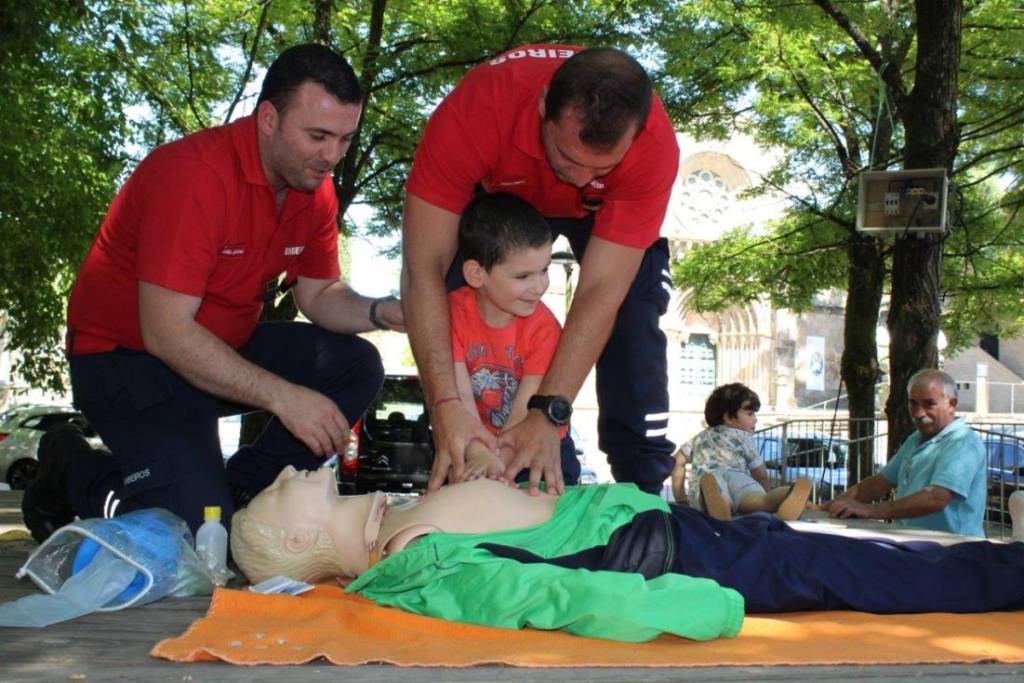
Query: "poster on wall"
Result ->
[[805, 336, 826, 391]]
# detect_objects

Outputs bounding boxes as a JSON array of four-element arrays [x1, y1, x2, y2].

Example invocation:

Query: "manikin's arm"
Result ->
[[350, 544, 743, 642], [138, 282, 347, 456], [402, 193, 498, 489], [499, 237, 644, 495]]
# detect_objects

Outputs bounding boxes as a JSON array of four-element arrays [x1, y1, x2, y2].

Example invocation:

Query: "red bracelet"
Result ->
[[431, 396, 460, 410]]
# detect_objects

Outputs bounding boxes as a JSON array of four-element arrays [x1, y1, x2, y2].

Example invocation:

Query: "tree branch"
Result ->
[[181, 2, 207, 129], [223, 0, 271, 124], [812, 0, 908, 105]]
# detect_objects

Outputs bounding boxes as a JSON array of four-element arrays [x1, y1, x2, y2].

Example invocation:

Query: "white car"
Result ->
[[0, 404, 102, 490]]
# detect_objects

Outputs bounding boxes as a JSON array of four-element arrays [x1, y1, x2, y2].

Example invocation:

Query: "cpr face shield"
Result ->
[[1, 508, 214, 627]]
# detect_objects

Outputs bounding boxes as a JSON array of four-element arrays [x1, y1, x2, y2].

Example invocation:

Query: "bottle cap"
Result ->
[[203, 506, 222, 522]]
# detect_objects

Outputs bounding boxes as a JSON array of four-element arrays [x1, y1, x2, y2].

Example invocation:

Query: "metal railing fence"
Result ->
[[754, 417, 1022, 539]]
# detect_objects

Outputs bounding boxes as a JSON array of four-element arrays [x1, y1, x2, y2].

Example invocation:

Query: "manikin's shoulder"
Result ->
[[398, 480, 559, 536]]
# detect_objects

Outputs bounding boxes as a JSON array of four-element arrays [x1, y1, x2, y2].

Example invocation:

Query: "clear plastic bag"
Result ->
[[15, 508, 215, 611], [0, 547, 137, 627]]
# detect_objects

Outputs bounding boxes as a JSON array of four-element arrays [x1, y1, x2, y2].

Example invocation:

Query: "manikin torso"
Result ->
[[375, 479, 559, 559]]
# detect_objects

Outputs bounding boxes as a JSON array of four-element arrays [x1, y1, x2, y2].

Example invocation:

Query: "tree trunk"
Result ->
[[842, 233, 885, 483], [313, 0, 334, 44], [884, 0, 961, 454]]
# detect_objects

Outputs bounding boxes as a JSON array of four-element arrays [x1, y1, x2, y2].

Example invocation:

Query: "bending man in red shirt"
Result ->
[[23, 44, 402, 540], [402, 45, 679, 495]]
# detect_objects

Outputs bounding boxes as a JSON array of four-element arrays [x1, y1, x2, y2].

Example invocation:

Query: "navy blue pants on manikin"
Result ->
[[483, 505, 1024, 613], [446, 212, 676, 493], [67, 322, 384, 534]]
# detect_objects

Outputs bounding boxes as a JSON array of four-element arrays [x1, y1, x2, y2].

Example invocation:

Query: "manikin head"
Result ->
[[230, 466, 385, 584], [539, 47, 652, 188], [255, 43, 364, 193], [906, 369, 959, 440]]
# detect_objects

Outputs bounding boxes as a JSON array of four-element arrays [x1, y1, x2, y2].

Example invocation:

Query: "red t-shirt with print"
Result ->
[[449, 286, 565, 436]]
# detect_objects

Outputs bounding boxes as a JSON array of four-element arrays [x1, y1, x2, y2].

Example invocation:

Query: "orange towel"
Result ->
[[151, 585, 1024, 667]]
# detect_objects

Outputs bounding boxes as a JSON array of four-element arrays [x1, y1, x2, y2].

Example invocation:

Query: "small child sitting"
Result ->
[[449, 193, 580, 484], [685, 383, 810, 520]]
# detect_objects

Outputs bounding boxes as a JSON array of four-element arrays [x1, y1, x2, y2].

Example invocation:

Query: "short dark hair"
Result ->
[[258, 43, 362, 116], [459, 193, 552, 270], [544, 47, 653, 150], [704, 383, 761, 427]]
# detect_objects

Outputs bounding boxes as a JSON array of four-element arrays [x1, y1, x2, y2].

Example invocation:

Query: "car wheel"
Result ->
[[7, 459, 41, 491]]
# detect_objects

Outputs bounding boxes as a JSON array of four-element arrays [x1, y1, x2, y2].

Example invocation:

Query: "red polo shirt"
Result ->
[[407, 44, 679, 249], [67, 115, 341, 355]]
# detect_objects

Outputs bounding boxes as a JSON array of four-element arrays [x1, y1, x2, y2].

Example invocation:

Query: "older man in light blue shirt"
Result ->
[[827, 369, 987, 537]]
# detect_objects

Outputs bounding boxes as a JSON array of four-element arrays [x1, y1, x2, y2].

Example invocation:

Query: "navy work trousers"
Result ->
[[669, 506, 1024, 613], [447, 213, 676, 493], [67, 322, 384, 533]]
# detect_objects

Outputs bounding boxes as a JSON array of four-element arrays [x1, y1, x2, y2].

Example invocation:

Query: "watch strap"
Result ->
[[369, 296, 397, 330]]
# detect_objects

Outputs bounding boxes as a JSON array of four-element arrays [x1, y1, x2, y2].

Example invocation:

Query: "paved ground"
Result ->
[[2, 490, 1023, 682]]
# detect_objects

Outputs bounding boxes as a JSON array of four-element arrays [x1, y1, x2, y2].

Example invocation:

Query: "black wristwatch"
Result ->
[[527, 394, 573, 426], [368, 295, 397, 330]]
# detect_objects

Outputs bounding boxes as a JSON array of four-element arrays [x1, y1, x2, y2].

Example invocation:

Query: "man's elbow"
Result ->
[[908, 486, 955, 515], [139, 319, 177, 361], [927, 486, 955, 511]]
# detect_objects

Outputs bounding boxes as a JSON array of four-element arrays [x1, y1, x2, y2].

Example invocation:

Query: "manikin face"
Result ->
[[466, 245, 552, 327], [258, 81, 362, 193], [908, 380, 957, 440], [247, 465, 339, 525], [723, 402, 758, 433], [539, 102, 636, 189], [246, 466, 385, 577]]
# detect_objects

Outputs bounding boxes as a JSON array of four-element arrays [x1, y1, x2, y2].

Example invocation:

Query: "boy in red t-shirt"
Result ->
[[447, 193, 580, 484]]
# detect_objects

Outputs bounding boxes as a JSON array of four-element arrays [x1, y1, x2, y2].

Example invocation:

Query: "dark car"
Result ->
[[338, 375, 434, 494], [979, 428, 1024, 523], [753, 431, 849, 501]]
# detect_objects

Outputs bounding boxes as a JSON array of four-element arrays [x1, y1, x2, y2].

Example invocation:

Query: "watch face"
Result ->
[[549, 397, 572, 424]]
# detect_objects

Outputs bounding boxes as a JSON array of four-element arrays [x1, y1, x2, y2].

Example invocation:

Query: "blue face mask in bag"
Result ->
[[0, 508, 214, 627]]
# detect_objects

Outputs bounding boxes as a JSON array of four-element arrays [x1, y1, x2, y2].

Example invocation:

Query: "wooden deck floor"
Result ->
[[1, 490, 1022, 682]]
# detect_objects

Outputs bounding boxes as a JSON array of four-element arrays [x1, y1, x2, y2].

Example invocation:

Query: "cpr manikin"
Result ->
[[231, 466, 1024, 643]]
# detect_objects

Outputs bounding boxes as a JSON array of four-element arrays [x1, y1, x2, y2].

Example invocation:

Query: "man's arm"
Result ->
[[138, 281, 348, 457], [826, 472, 898, 519], [829, 484, 954, 521], [499, 237, 645, 495], [401, 193, 498, 490], [292, 276, 404, 333], [453, 361, 479, 418]]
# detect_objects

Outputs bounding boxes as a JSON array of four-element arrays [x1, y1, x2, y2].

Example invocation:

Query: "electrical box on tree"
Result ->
[[856, 168, 949, 234]]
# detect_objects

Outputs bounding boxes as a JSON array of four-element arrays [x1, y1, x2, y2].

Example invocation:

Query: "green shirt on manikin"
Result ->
[[347, 483, 744, 642]]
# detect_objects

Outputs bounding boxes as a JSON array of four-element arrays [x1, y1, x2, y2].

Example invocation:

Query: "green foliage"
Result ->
[[665, 0, 1024, 354], [1, 2, 129, 391], [673, 214, 849, 314]]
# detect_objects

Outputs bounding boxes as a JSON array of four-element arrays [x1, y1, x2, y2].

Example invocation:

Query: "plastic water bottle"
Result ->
[[195, 505, 229, 583]]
